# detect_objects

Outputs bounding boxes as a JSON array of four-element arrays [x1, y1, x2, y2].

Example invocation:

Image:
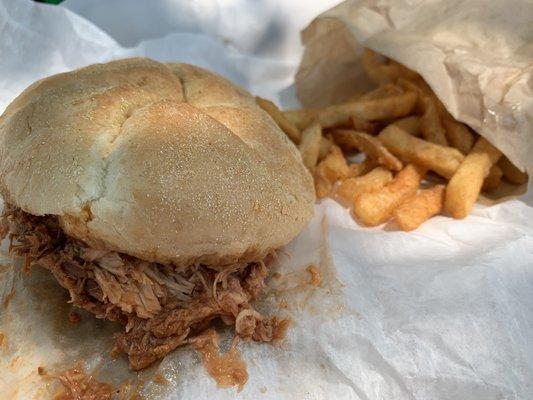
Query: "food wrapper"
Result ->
[[1, 0, 533, 399], [296, 0, 533, 183]]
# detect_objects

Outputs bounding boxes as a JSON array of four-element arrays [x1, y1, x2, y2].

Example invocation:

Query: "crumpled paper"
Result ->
[[1, 0, 533, 399]]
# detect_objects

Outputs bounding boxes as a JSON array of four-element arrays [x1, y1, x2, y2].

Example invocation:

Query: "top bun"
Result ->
[[0, 58, 314, 267]]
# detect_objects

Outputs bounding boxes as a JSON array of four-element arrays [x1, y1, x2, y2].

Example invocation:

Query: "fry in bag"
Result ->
[[445, 137, 502, 219], [314, 145, 350, 198], [393, 185, 445, 231], [353, 164, 426, 226], [335, 167, 393, 206], [499, 156, 528, 185], [298, 121, 322, 172], [332, 129, 403, 171], [256, 96, 301, 143], [378, 125, 464, 179]]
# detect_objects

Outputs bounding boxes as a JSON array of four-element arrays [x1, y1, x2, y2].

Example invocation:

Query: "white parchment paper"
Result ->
[[1, 1, 532, 399]]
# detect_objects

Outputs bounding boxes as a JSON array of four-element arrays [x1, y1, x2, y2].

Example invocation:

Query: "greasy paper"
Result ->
[[296, 0, 533, 179], [1, 1, 533, 399]]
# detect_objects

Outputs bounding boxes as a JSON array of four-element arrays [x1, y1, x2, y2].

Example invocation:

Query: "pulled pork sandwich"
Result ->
[[0, 59, 315, 370]]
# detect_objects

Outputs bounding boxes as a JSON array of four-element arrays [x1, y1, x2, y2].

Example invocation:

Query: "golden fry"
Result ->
[[442, 117, 475, 154], [283, 109, 316, 131], [332, 129, 403, 171], [361, 49, 410, 84], [350, 116, 378, 134], [482, 165, 503, 192], [348, 159, 377, 178], [298, 121, 322, 172], [420, 96, 448, 146], [335, 167, 393, 206], [256, 96, 301, 143], [318, 136, 333, 161], [378, 125, 464, 179], [314, 145, 350, 198], [393, 185, 445, 231], [499, 156, 528, 185], [444, 137, 502, 219], [359, 83, 404, 100], [317, 92, 417, 126], [392, 116, 421, 137], [353, 164, 426, 226]]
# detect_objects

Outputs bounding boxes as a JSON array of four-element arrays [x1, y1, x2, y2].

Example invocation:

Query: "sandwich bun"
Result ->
[[0, 58, 315, 267]]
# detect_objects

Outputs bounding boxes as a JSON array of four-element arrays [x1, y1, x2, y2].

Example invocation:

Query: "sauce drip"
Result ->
[[193, 330, 248, 391]]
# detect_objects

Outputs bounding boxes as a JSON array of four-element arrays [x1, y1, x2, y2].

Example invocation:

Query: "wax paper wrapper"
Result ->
[[1, 0, 533, 399]]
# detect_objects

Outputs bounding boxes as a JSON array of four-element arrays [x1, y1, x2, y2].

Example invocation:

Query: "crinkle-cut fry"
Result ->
[[335, 167, 393, 206], [442, 117, 475, 154], [348, 159, 377, 178], [255, 96, 301, 143], [444, 137, 502, 219], [391, 116, 421, 137], [420, 96, 448, 146], [332, 129, 403, 171], [283, 109, 316, 131], [499, 156, 528, 185], [393, 185, 445, 231], [298, 121, 322, 172], [359, 83, 404, 101], [482, 165, 503, 192], [378, 125, 464, 179], [361, 49, 409, 84], [318, 136, 333, 162], [353, 164, 426, 226], [314, 145, 350, 198], [350, 116, 379, 134]]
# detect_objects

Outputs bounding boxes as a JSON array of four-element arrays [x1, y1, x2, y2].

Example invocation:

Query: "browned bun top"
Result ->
[[0, 58, 315, 267]]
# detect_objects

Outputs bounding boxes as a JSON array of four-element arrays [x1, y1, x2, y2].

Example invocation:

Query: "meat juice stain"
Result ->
[[193, 329, 248, 392]]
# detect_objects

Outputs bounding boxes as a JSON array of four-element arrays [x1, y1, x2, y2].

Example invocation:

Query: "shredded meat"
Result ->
[[54, 365, 113, 400], [1, 205, 285, 370]]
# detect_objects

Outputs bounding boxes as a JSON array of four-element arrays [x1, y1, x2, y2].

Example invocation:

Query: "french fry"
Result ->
[[332, 129, 403, 171], [499, 156, 528, 185], [393, 185, 445, 231], [317, 92, 417, 126], [350, 116, 378, 134], [314, 145, 350, 198], [335, 167, 393, 205], [392, 116, 421, 137], [283, 109, 316, 131], [442, 117, 475, 154], [482, 165, 503, 192], [361, 49, 409, 84], [353, 164, 426, 226], [348, 159, 377, 178], [420, 96, 448, 146], [378, 125, 464, 179], [298, 121, 322, 172], [444, 137, 502, 219], [359, 83, 404, 100], [318, 136, 333, 161], [256, 96, 301, 143]]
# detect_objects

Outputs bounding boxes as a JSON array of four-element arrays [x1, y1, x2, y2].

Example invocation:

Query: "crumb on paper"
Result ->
[[191, 329, 248, 392], [272, 272, 282, 280], [306, 265, 323, 287], [260, 386, 267, 393], [152, 373, 169, 385], [38, 366, 46, 376], [3, 287, 15, 308], [68, 311, 81, 324], [53, 364, 113, 400]]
